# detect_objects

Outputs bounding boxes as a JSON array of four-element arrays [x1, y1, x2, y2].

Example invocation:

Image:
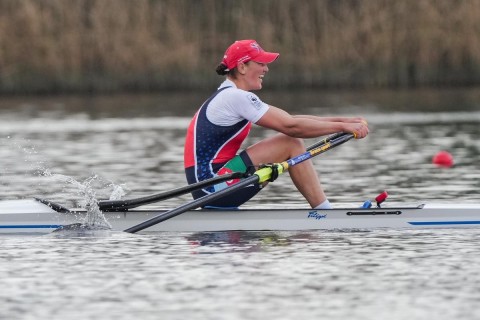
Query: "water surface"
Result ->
[[1, 229, 479, 320], [1, 88, 480, 319]]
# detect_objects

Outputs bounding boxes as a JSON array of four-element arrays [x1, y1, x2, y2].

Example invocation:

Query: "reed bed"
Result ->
[[1, 0, 480, 94]]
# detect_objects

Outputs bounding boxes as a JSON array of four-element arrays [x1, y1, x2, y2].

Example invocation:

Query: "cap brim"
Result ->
[[253, 52, 279, 64]]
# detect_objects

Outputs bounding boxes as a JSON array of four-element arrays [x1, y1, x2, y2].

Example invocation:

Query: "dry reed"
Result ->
[[1, 0, 480, 94]]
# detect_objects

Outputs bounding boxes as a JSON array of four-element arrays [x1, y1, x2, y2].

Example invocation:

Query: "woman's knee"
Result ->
[[279, 134, 305, 152], [246, 134, 306, 163]]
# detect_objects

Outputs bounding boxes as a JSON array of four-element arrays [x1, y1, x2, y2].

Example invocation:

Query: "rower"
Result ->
[[184, 39, 369, 210]]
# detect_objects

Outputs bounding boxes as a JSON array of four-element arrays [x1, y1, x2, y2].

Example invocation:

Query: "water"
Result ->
[[1, 229, 480, 320], [1, 87, 480, 319]]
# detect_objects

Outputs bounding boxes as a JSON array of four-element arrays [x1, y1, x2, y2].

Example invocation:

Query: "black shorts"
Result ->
[[185, 151, 262, 209]]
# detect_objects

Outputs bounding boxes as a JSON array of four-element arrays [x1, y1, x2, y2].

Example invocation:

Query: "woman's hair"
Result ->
[[215, 62, 241, 77], [215, 63, 230, 75]]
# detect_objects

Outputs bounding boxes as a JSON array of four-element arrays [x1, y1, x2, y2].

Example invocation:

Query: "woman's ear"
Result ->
[[237, 62, 247, 75]]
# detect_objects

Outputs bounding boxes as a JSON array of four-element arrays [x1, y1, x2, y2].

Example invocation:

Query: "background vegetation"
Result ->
[[2, 0, 480, 94]]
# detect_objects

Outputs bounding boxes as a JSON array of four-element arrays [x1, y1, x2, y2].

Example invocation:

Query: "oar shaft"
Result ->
[[98, 171, 245, 211], [255, 133, 354, 183], [124, 175, 259, 233], [282, 133, 354, 170], [305, 132, 349, 151]]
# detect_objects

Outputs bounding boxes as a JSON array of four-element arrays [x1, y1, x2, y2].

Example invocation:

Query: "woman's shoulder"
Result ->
[[216, 85, 248, 100], [215, 79, 266, 110], [219, 88, 264, 107]]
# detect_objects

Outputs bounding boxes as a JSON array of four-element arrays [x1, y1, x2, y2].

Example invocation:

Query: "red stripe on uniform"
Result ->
[[211, 122, 251, 164], [183, 112, 199, 168]]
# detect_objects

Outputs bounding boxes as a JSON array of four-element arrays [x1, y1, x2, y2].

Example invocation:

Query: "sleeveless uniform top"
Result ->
[[184, 79, 269, 194]]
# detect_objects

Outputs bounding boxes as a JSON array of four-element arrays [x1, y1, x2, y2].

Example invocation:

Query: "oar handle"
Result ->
[[281, 133, 354, 171], [306, 132, 350, 151]]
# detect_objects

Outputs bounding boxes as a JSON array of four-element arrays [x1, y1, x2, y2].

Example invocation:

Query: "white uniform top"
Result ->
[[206, 79, 269, 126]]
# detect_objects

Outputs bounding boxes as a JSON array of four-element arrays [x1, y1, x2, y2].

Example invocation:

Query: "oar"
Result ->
[[98, 171, 246, 211], [305, 132, 349, 150], [124, 133, 355, 233], [98, 133, 350, 212]]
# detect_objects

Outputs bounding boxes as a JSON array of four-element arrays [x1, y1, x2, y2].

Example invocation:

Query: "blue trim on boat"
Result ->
[[0, 225, 62, 229], [409, 221, 480, 226]]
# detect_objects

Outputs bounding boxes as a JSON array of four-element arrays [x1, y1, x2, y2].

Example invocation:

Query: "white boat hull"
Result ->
[[1, 199, 480, 234]]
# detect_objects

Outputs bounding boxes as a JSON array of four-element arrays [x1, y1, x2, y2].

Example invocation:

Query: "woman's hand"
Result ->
[[344, 121, 369, 139]]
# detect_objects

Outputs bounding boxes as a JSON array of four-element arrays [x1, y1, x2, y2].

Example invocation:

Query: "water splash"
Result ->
[[108, 183, 129, 201], [1, 136, 48, 177], [50, 223, 112, 238], [42, 170, 112, 229], [2, 136, 127, 232]]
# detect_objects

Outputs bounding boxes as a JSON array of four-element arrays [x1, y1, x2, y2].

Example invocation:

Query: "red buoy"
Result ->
[[432, 151, 454, 168]]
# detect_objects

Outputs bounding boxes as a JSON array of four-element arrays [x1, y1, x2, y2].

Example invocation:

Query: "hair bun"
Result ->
[[215, 63, 229, 75]]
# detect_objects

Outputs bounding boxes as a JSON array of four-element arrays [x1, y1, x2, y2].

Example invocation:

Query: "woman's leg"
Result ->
[[245, 133, 327, 208]]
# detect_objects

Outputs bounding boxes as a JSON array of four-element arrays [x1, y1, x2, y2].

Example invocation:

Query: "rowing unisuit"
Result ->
[[184, 79, 269, 200]]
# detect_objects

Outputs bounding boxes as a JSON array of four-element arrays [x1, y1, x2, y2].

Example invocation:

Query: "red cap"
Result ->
[[222, 40, 279, 71]]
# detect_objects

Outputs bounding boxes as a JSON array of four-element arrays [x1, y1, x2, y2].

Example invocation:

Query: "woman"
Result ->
[[184, 39, 369, 209]]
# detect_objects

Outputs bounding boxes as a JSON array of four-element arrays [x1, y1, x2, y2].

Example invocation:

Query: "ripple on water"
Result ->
[[1, 92, 480, 319]]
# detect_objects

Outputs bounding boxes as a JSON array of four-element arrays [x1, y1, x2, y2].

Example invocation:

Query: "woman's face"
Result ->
[[239, 61, 269, 91]]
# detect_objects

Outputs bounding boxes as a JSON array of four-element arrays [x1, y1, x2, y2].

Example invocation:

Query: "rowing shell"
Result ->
[[1, 199, 480, 234]]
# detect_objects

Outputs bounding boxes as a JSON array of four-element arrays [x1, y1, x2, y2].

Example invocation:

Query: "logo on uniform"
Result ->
[[247, 94, 262, 110], [217, 167, 240, 186]]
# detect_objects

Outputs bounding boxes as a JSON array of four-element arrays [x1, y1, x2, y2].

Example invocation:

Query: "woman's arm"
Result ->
[[293, 115, 367, 124], [255, 106, 369, 139]]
